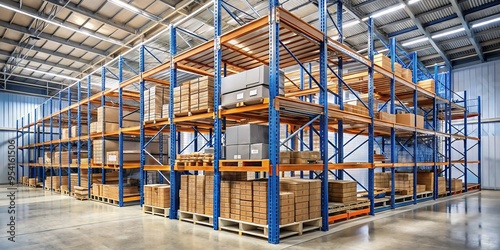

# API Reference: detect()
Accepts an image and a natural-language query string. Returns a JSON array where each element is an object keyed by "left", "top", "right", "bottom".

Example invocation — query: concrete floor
[{"left": 1, "top": 186, "right": 499, "bottom": 250}]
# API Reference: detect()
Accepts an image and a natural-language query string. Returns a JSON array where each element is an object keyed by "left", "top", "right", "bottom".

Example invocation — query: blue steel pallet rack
[{"left": 15, "top": 0, "right": 482, "bottom": 245}]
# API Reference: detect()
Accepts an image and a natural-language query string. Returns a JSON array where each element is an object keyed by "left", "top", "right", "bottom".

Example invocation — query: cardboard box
[
  {"left": 417, "top": 172, "right": 434, "bottom": 191},
  {"left": 396, "top": 113, "right": 415, "bottom": 127},
  {"left": 402, "top": 68, "right": 413, "bottom": 82},
  {"left": 250, "top": 143, "right": 269, "bottom": 160},
  {"left": 416, "top": 115, "right": 425, "bottom": 129},
  {"left": 221, "top": 65, "right": 284, "bottom": 95},
  {"left": 71, "top": 125, "right": 88, "bottom": 136}
]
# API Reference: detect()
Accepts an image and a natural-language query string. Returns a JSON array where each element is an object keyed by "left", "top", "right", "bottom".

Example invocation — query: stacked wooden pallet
[
  {"left": 176, "top": 153, "right": 214, "bottom": 167},
  {"left": 73, "top": 186, "right": 89, "bottom": 200}
]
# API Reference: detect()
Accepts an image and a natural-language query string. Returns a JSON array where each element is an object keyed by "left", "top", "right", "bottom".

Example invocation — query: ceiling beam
[
  {"left": 0, "top": 38, "right": 92, "bottom": 65},
  {"left": 42, "top": 0, "right": 137, "bottom": 34},
  {"left": 0, "top": 50, "right": 83, "bottom": 75},
  {"left": 397, "top": 0, "right": 452, "bottom": 69},
  {"left": 449, "top": 0, "right": 484, "bottom": 62},
  {"left": 0, "top": 20, "right": 108, "bottom": 57},
  {"left": 0, "top": 71, "right": 69, "bottom": 86}
]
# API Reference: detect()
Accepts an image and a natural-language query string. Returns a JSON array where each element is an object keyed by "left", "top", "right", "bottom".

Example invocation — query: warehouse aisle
[{"left": 1, "top": 186, "right": 498, "bottom": 250}]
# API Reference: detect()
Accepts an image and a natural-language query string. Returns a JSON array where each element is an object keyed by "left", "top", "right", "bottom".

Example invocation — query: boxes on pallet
[
  {"left": 438, "top": 177, "right": 446, "bottom": 194},
  {"left": 328, "top": 180, "right": 357, "bottom": 203},
  {"left": 151, "top": 185, "right": 170, "bottom": 208},
  {"left": 280, "top": 192, "right": 295, "bottom": 225},
  {"left": 375, "top": 172, "right": 391, "bottom": 188},
  {"left": 418, "top": 79, "right": 435, "bottom": 94},
  {"left": 281, "top": 178, "right": 310, "bottom": 222},
  {"left": 187, "top": 175, "right": 197, "bottom": 212},
  {"left": 402, "top": 68, "right": 413, "bottom": 82},
  {"left": 252, "top": 179, "right": 268, "bottom": 225},
  {"left": 306, "top": 179, "right": 321, "bottom": 219},
  {"left": 173, "top": 83, "right": 190, "bottom": 115},
  {"left": 101, "top": 184, "right": 139, "bottom": 200},
  {"left": 451, "top": 178, "right": 463, "bottom": 191},
  {"left": 145, "top": 86, "right": 170, "bottom": 121},
  {"left": 417, "top": 172, "right": 434, "bottom": 191},
  {"left": 71, "top": 125, "right": 88, "bottom": 136},
  {"left": 230, "top": 181, "right": 241, "bottom": 220},
  {"left": 90, "top": 122, "right": 97, "bottom": 134},
  {"left": 106, "top": 151, "right": 168, "bottom": 165},
  {"left": 28, "top": 178, "right": 36, "bottom": 186},
  {"left": 376, "top": 112, "right": 396, "bottom": 123},
  {"left": 220, "top": 180, "right": 231, "bottom": 218},
  {"left": 190, "top": 76, "right": 214, "bottom": 113},
  {"left": 54, "top": 151, "right": 88, "bottom": 165},
  {"left": 205, "top": 175, "right": 214, "bottom": 215},
  {"left": 93, "top": 139, "right": 167, "bottom": 165},
  {"left": 417, "top": 185, "right": 426, "bottom": 193},
  {"left": 279, "top": 151, "right": 291, "bottom": 164},
  {"left": 61, "top": 128, "right": 69, "bottom": 139},
  {"left": 396, "top": 113, "right": 415, "bottom": 127},
  {"left": 196, "top": 175, "right": 206, "bottom": 214},
  {"left": 97, "top": 106, "right": 140, "bottom": 123},
  {"left": 239, "top": 181, "right": 253, "bottom": 222},
  {"left": 372, "top": 54, "right": 392, "bottom": 72},
  {"left": 179, "top": 175, "right": 189, "bottom": 211},
  {"left": 221, "top": 65, "right": 284, "bottom": 95},
  {"left": 391, "top": 173, "right": 414, "bottom": 195},
  {"left": 290, "top": 151, "right": 321, "bottom": 164},
  {"left": 161, "top": 104, "right": 170, "bottom": 119}
]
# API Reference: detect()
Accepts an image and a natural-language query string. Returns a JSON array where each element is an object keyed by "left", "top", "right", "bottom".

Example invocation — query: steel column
[
  {"left": 390, "top": 37, "right": 396, "bottom": 209},
  {"left": 87, "top": 75, "right": 92, "bottom": 198},
  {"left": 367, "top": 18, "right": 375, "bottom": 215},
  {"left": 67, "top": 87, "right": 72, "bottom": 195},
  {"left": 463, "top": 91, "right": 468, "bottom": 192},
  {"left": 118, "top": 56, "right": 124, "bottom": 207},
  {"left": 169, "top": 27, "right": 180, "bottom": 219},
  {"left": 268, "top": 0, "right": 281, "bottom": 243},
  {"left": 412, "top": 52, "right": 418, "bottom": 204}
]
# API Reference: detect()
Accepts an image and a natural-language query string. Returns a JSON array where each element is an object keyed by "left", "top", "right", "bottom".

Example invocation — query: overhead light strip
[
  {"left": 20, "top": 67, "right": 79, "bottom": 81},
  {"left": 0, "top": 2, "right": 126, "bottom": 46},
  {"left": 402, "top": 37, "right": 428, "bottom": 46},
  {"left": 362, "top": 4, "right": 405, "bottom": 21}
]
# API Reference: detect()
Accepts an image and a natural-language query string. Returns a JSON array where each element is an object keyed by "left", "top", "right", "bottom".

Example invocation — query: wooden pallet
[
  {"left": 91, "top": 195, "right": 140, "bottom": 206},
  {"left": 189, "top": 108, "right": 212, "bottom": 116},
  {"left": 143, "top": 205, "right": 170, "bottom": 218},
  {"left": 62, "top": 190, "right": 75, "bottom": 196},
  {"left": 328, "top": 200, "right": 371, "bottom": 214},
  {"left": 74, "top": 195, "right": 89, "bottom": 201},
  {"left": 178, "top": 210, "right": 214, "bottom": 227},
  {"left": 467, "top": 184, "right": 480, "bottom": 191},
  {"left": 328, "top": 208, "right": 370, "bottom": 224},
  {"left": 223, "top": 98, "right": 267, "bottom": 109},
  {"left": 219, "top": 159, "right": 270, "bottom": 172},
  {"left": 175, "top": 161, "right": 213, "bottom": 167},
  {"left": 218, "top": 217, "right": 321, "bottom": 239}
]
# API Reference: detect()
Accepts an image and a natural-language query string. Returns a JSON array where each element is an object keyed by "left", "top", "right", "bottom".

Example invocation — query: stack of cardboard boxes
[
  {"left": 396, "top": 113, "right": 425, "bottom": 128},
  {"left": 280, "top": 192, "right": 295, "bottom": 225},
  {"left": 101, "top": 185, "right": 139, "bottom": 200},
  {"left": 252, "top": 180, "right": 268, "bottom": 224},
  {"left": 374, "top": 172, "right": 391, "bottom": 189},
  {"left": 307, "top": 179, "right": 321, "bottom": 219},
  {"left": 221, "top": 65, "right": 284, "bottom": 108},
  {"left": 143, "top": 184, "right": 170, "bottom": 208},
  {"left": 418, "top": 79, "right": 435, "bottom": 94},
  {"left": 402, "top": 68, "right": 413, "bottom": 82},
  {"left": 179, "top": 175, "right": 189, "bottom": 211},
  {"left": 451, "top": 178, "right": 463, "bottom": 191},
  {"left": 205, "top": 175, "right": 214, "bottom": 215},
  {"left": 71, "top": 125, "right": 88, "bottom": 137},
  {"left": 328, "top": 180, "right": 357, "bottom": 203},
  {"left": 145, "top": 86, "right": 169, "bottom": 121},
  {"left": 230, "top": 181, "right": 241, "bottom": 220},
  {"left": 438, "top": 177, "right": 446, "bottom": 194},
  {"left": 94, "top": 106, "right": 139, "bottom": 133},
  {"left": 93, "top": 139, "right": 167, "bottom": 165},
  {"left": 417, "top": 172, "right": 434, "bottom": 192},
  {"left": 173, "top": 83, "right": 190, "bottom": 115},
  {"left": 220, "top": 180, "right": 231, "bottom": 218},
  {"left": 190, "top": 76, "right": 214, "bottom": 113},
  {"left": 225, "top": 124, "right": 269, "bottom": 160},
  {"left": 290, "top": 151, "right": 321, "bottom": 164},
  {"left": 196, "top": 176, "right": 206, "bottom": 214},
  {"left": 240, "top": 181, "right": 253, "bottom": 223},
  {"left": 188, "top": 175, "right": 197, "bottom": 212},
  {"left": 391, "top": 173, "right": 414, "bottom": 195},
  {"left": 281, "top": 179, "right": 309, "bottom": 222}
]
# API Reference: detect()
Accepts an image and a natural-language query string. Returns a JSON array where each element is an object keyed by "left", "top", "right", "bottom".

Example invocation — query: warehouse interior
[{"left": 0, "top": 0, "right": 499, "bottom": 248}]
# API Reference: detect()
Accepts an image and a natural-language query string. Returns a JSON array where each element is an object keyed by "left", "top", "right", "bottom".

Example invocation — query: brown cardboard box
[
  {"left": 157, "top": 185, "right": 171, "bottom": 208},
  {"left": 438, "top": 177, "right": 446, "bottom": 194},
  {"left": 416, "top": 115, "right": 425, "bottom": 129},
  {"left": 328, "top": 180, "right": 357, "bottom": 203},
  {"left": 394, "top": 62, "right": 403, "bottom": 77},
  {"left": 195, "top": 175, "right": 205, "bottom": 214},
  {"left": 417, "top": 172, "right": 434, "bottom": 191},
  {"left": 187, "top": 175, "right": 197, "bottom": 212},
  {"left": 396, "top": 113, "right": 415, "bottom": 127},
  {"left": 376, "top": 112, "right": 396, "bottom": 123},
  {"left": 451, "top": 178, "right": 463, "bottom": 191},
  {"left": 402, "top": 68, "right": 413, "bottom": 82},
  {"left": 418, "top": 79, "right": 435, "bottom": 93}
]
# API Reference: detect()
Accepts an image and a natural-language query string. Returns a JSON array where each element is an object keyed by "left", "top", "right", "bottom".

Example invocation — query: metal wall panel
[
  {"left": 453, "top": 61, "right": 500, "bottom": 189},
  {"left": 0, "top": 92, "right": 46, "bottom": 184}
]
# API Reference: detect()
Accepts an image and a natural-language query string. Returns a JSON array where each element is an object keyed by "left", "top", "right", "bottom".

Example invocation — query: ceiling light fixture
[
  {"left": 21, "top": 67, "right": 79, "bottom": 81},
  {"left": 402, "top": 37, "right": 428, "bottom": 46},
  {"left": 362, "top": 4, "right": 405, "bottom": 21},
  {"left": 471, "top": 17, "right": 500, "bottom": 28},
  {"left": 378, "top": 48, "right": 389, "bottom": 53},
  {"left": 408, "top": 0, "right": 421, "bottom": 5},
  {"left": 0, "top": 2, "right": 126, "bottom": 46},
  {"left": 431, "top": 28, "right": 465, "bottom": 39},
  {"left": 107, "top": 0, "right": 161, "bottom": 22},
  {"left": 343, "top": 20, "right": 360, "bottom": 28}
]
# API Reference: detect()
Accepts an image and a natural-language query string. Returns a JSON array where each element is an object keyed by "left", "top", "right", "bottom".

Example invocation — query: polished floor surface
[{"left": 0, "top": 185, "right": 498, "bottom": 250}]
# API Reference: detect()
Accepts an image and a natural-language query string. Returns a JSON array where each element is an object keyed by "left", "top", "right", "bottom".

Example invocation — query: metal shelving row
[{"left": 16, "top": 0, "right": 481, "bottom": 244}]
